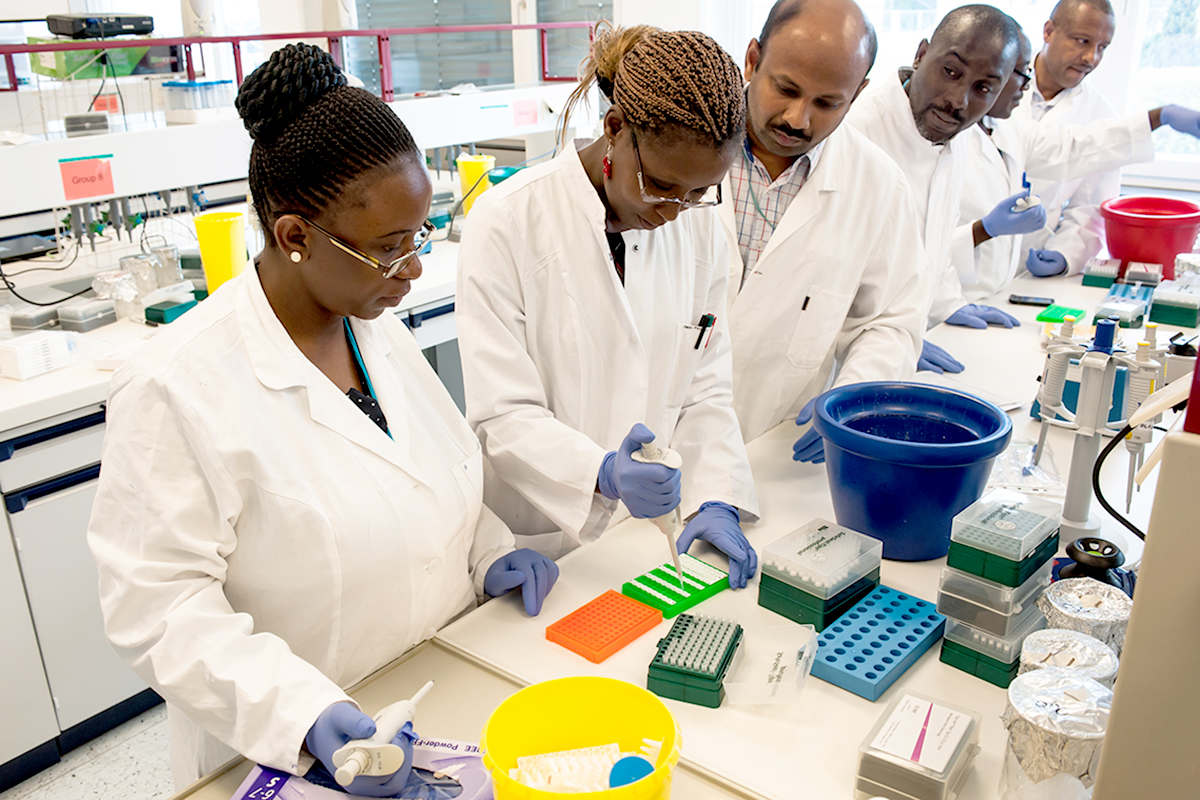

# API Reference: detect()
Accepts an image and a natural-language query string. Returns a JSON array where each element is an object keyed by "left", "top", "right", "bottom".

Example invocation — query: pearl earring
[{"left": 290, "top": 251, "right": 302, "bottom": 263}]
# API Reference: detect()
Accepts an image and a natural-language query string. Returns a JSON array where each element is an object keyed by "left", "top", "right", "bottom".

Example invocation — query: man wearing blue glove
[
  {"left": 846, "top": 6, "right": 1024, "bottom": 345},
  {"left": 723, "top": 0, "right": 930, "bottom": 449},
  {"left": 954, "top": 19, "right": 1197, "bottom": 291},
  {"left": 1014, "top": 0, "right": 1200, "bottom": 275}
]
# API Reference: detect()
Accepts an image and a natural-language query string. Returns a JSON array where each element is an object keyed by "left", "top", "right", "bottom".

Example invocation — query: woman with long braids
[
  {"left": 457, "top": 24, "right": 760, "bottom": 586},
  {"left": 88, "top": 44, "right": 556, "bottom": 794}
]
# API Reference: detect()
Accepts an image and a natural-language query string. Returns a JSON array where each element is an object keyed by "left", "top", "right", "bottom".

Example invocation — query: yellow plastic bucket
[
  {"left": 194, "top": 211, "right": 248, "bottom": 293},
  {"left": 481, "top": 677, "right": 681, "bottom": 799},
  {"left": 456, "top": 153, "right": 495, "bottom": 215}
]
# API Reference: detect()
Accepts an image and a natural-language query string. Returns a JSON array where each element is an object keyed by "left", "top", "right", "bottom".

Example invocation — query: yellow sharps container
[
  {"left": 456, "top": 153, "right": 496, "bottom": 215},
  {"left": 194, "top": 211, "right": 249, "bottom": 294}
]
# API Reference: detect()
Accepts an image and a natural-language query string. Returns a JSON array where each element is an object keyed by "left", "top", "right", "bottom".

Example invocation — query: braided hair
[
  {"left": 560, "top": 23, "right": 746, "bottom": 150},
  {"left": 235, "top": 43, "right": 420, "bottom": 246}
]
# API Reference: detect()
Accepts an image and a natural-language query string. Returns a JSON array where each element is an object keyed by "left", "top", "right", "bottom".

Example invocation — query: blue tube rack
[{"left": 811, "top": 586, "right": 945, "bottom": 701}]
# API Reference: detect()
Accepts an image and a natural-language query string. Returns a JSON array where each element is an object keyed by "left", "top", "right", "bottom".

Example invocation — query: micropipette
[
  {"left": 331, "top": 680, "right": 433, "bottom": 787},
  {"left": 632, "top": 440, "right": 685, "bottom": 589}
]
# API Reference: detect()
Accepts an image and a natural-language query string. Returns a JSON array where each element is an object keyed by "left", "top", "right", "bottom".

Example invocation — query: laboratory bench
[
  {"left": 165, "top": 272, "right": 1180, "bottom": 800},
  {"left": 0, "top": 267, "right": 1180, "bottom": 798}
]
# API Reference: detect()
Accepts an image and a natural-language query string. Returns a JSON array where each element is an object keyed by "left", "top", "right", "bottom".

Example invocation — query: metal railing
[{"left": 0, "top": 21, "right": 594, "bottom": 101}]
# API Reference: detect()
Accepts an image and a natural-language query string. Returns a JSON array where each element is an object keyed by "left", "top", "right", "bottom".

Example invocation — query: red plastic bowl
[{"left": 1100, "top": 196, "right": 1200, "bottom": 280}]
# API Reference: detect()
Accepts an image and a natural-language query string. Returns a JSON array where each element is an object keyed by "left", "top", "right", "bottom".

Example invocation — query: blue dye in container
[{"left": 813, "top": 382, "right": 1012, "bottom": 561}]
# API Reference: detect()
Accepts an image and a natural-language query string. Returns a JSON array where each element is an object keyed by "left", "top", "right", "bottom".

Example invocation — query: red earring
[{"left": 602, "top": 140, "right": 613, "bottom": 178}]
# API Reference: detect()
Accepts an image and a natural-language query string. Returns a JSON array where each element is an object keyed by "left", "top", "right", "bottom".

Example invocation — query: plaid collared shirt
[{"left": 729, "top": 136, "right": 824, "bottom": 288}]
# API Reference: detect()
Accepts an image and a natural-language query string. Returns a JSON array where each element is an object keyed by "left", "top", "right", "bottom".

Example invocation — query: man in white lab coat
[
  {"left": 724, "top": 0, "right": 930, "bottom": 457},
  {"left": 953, "top": 25, "right": 1200, "bottom": 296},
  {"left": 846, "top": 5, "right": 1023, "bottom": 338},
  {"left": 1013, "top": 0, "right": 1200, "bottom": 276}
]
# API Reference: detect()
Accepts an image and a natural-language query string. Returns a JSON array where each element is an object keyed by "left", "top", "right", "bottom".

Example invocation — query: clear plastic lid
[
  {"left": 938, "top": 562, "right": 1052, "bottom": 617},
  {"left": 856, "top": 691, "right": 981, "bottom": 800},
  {"left": 761, "top": 518, "right": 882, "bottom": 600},
  {"left": 944, "top": 610, "right": 1047, "bottom": 664},
  {"left": 57, "top": 298, "right": 115, "bottom": 322},
  {"left": 951, "top": 489, "right": 1060, "bottom": 560},
  {"left": 723, "top": 624, "right": 816, "bottom": 705}
]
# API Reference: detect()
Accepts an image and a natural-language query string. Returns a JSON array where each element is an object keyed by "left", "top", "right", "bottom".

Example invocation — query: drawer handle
[
  {"left": 5, "top": 464, "right": 101, "bottom": 513},
  {"left": 0, "top": 409, "right": 106, "bottom": 463},
  {"left": 407, "top": 302, "right": 454, "bottom": 329}
]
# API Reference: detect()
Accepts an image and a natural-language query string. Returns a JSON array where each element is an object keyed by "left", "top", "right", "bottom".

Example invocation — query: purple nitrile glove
[
  {"left": 597, "top": 423, "right": 681, "bottom": 518},
  {"left": 484, "top": 548, "right": 559, "bottom": 616},
  {"left": 1026, "top": 248, "right": 1068, "bottom": 277},
  {"left": 792, "top": 399, "right": 824, "bottom": 464},
  {"left": 305, "top": 704, "right": 418, "bottom": 797},
  {"left": 675, "top": 501, "right": 756, "bottom": 589},
  {"left": 981, "top": 189, "right": 1047, "bottom": 236},
  {"left": 946, "top": 304, "right": 1021, "bottom": 329},
  {"left": 917, "top": 340, "right": 965, "bottom": 374},
  {"left": 1162, "top": 105, "right": 1200, "bottom": 138}
]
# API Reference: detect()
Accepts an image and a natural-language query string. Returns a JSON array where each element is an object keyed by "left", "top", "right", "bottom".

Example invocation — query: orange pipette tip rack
[{"left": 546, "top": 590, "right": 663, "bottom": 663}]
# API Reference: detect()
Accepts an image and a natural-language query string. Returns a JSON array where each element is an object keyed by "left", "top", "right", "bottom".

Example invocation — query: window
[
  {"left": 1130, "top": 0, "right": 1200, "bottom": 157},
  {"left": 538, "top": 0, "right": 613, "bottom": 80}
]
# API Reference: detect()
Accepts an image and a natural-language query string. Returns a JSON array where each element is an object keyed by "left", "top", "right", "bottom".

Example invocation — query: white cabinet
[
  {"left": 0, "top": 404, "right": 156, "bottom": 788},
  {"left": 0, "top": 518, "right": 59, "bottom": 766}
]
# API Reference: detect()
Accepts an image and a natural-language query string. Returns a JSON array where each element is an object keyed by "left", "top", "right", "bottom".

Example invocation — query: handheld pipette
[
  {"left": 631, "top": 440, "right": 684, "bottom": 589},
  {"left": 331, "top": 680, "right": 433, "bottom": 787}
]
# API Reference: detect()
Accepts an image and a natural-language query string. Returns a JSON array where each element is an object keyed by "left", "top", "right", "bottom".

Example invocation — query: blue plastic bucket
[{"left": 813, "top": 382, "right": 1012, "bottom": 561}]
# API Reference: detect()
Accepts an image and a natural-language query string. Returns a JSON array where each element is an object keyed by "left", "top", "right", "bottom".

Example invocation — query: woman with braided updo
[
  {"left": 457, "top": 24, "right": 760, "bottom": 586},
  {"left": 88, "top": 43, "right": 556, "bottom": 794}
]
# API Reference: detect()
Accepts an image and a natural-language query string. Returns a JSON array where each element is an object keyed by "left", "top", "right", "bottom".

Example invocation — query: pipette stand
[{"left": 1032, "top": 318, "right": 1164, "bottom": 540}]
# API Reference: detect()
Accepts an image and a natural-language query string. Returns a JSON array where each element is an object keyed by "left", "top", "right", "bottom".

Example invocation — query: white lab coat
[
  {"left": 721, "top": 123, "right": 930, "bottom": 442},
  {"left": 953, "top": 112, "right": 1155, "bottom": 298},
  {"left": 457, "top": 144, "right": 758, "bottom": 559},
  {"left": 88, "top": 266, "right": 513, "bottom": 787},
  {"left": 1013, "top": 78, "right": 1123, "bottom": 273},
  {"left": 845, "top": 71, "right": 972, "bottom": 326}
]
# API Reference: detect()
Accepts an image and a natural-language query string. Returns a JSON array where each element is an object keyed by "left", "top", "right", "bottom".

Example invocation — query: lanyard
[
  {"left": 742, "top": 147, "right": 777, "bottom": 233},
  {"left": 343, "top": 318, "right": 392, "bottom": 439}
]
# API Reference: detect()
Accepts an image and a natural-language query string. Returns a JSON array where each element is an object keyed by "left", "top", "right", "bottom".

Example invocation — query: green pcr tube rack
[{"left": 622, "top": 553, "right": 729, "bottom": 618}]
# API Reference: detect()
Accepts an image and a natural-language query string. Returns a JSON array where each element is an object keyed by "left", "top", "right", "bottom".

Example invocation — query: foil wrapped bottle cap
[
  {"left": 1002, "top": 669, "right": 1112, "bottom": 786},
  {"left": 1019, "top": 628, "right": 1119, "bottom": 688},
  {"left": 1036, "top": 577, "right": 1132, "bottom": 655}
]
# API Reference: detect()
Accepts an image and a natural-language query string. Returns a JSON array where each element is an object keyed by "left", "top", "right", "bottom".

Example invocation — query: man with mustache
[
  {"left": 1013, "top": 0, "right": 1199, "bottom": 276},
  {"left": 846, "top": 3, "right": 1024, "bottom": 355},
  {"left": 721, "top": 0, "right": 931, "bottom": 464}
]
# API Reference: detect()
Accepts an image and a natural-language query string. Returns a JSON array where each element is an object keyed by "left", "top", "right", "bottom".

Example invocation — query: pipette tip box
[
  {"left": 546, "top": 590, "right": 662, "bottom": 664},
  {"left": 951, "top": 489, "right": 1060, "bottom": 563},
  {"left": 947, "top": 530, "right": 1059, "bottom": 588},
  {"left": 812, "top": 586, "right": 945, "bottom": 702},
  {"left": 622, "top": 553, "right": 728, "bottom": 618},
  {"left": 936, "top": 562, "right": 1052, "bottom": 637},
  {"left": 939, "top": 611, "right": 1047, "bottom": 689},
  {"left": 757, "top": 519, "right": 883, "bottom": 630},
  {"left": 647, "top": 614, "right": 743, "bottom": 708},
  {"left": 854, "top": 691, "right": 981, "bottom": 800},
  {"left": 1081, "top": 257, "right": 1119, "bottom": 288}
]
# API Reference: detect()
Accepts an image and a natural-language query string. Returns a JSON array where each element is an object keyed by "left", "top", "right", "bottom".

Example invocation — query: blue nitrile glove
[
  {"left": 946, "top": 304, "right": 1021, "bottom": 329},
  {"left": 981, "top": 190, "right": 1048, "bottom": 237},
  {"left": 1162, "top": 105, "right": 1200, "bottom": 138},
  {"left": 1026, "top": 248, "right": 1068, "bottom": 277},
  {"left": 675, "top": 501, "right": 757, "bottom": 589},
  {"left": 597, "top": 423, "right": 682, "bottom": 518},
  {"left": 792, "top": 399, "right": 824, "bottom": 464},
  {"left": 917, "top": 340, "right": 965, "bottom": 374},
  {"left": 484, "top": 549, "right": 559, "bottom": 616},
  {"left": 306, "top": 704, "right": 418, "bottom": 797}
]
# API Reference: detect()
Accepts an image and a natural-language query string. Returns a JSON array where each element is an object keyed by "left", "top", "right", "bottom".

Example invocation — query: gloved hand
[
  {"left": 484, "top": 549, "right": 559, "bottom": 616},
  {"left": 1162, "top": 105, "right": 1200, "bottom": 138},
  {"left": 1026, "top": 248, "right": 1068, "bottom": 277},
  {"left": 917, "top": 340, "right": 965, "bottom": 374},
  {"left": 946, "top": 304, "right": 1021, "bottom": 329},
  {"left": 980, "top": 189, "right": 1047, "bottom": 237},
  {"left": 306, "top": 703, "right": 418, "bottom": 797},
  {"left": 675, "top": 501, "right": 757, "bottom": 589},
  {"left": 597, "top": 423, "right": 681, "bottom": 519},
  {"left": 792, "top": 399, "right": 824, "bottom": 464}
]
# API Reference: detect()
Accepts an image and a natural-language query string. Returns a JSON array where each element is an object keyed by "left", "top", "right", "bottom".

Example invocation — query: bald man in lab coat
[{"left": 724, "top": 0, "right": 931, "bottom": 459}]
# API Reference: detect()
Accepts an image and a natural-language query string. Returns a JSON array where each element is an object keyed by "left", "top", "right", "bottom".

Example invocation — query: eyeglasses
[
  {"left": 630, "top": 130, "right": 722, "bottom": 209},
  {"left": 1013, "top": 69, "right": 1033, "bottom": 90},
  {"left": 300, "top": 217, "right": 434, "bottom": 279}
]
